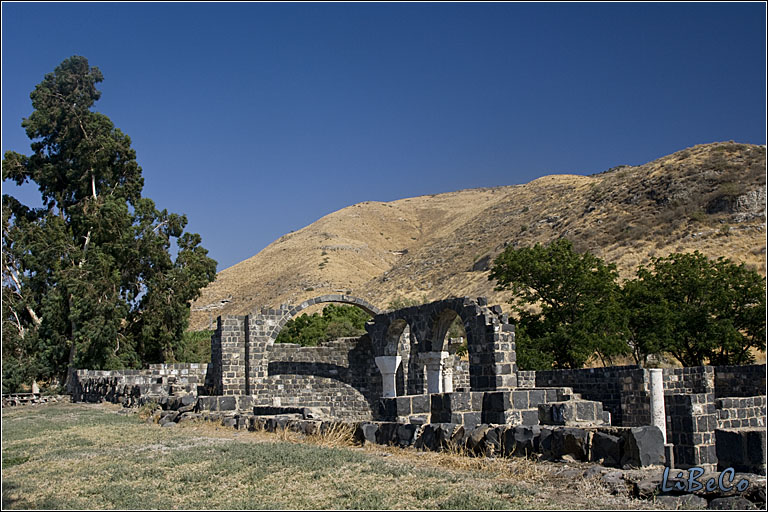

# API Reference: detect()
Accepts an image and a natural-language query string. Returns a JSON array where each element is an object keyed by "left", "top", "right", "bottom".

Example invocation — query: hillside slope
[{"left": 190, "top": 142, "right": 766, "bottom": 330}]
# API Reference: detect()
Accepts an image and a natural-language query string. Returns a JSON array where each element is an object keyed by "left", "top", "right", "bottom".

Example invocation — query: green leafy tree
[
  {"left": 620, "top": 277, "right": 669, "bottom": 366},
  {"left": 275, "top": 304, "right": 371, "bottom": 346},
  {"left": 489, "top": 239, "right": 629, "bottom": 369},
  {"left": 626, "top": 252, "right": 765, "bottom": 366},
  {"left": 2, "top": 56, "right": 217, "bottom": 391}
]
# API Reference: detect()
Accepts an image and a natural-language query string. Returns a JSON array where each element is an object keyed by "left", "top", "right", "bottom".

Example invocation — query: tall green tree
[
  {"left": 489, "top": 239, "right": 629, "bottom": 369},
  {"left": 2, "top": 56, "right": 217, "bottom": 391},
  {"left": 625, "top": 252, "right": 765, "bottom": 366}
]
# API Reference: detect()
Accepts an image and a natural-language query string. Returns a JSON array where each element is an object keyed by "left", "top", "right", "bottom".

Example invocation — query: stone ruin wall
[
  {"left": 516, "top": 363, "right": 767, "bottom": 470},
  {"left": 67, "top": 295, "right": 766, "bottom": 474},
  {"left": 71, "top": 363, "right": 211, "bottom": 405}
]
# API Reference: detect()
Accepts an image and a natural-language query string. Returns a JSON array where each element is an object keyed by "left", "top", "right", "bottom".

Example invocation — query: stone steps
[{"left": 380, "top": 387, "right": 605, "bottom": 429}]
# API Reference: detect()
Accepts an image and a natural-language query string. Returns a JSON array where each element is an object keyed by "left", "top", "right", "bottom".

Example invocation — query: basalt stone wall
[
  {"left": 662, "top": 366, "right": 714, "bottom": 395},
  {"left": 661, "top": 366, "right": 718, "bottom": 469},
  {"left": 664, "top": 393, "right": 718, "bottom": 470},
  {"left": 714, "top": 364, "right": 767, "bottom": 398},
  {"left": 209, "top": 315, "right": 247, "bottom": 395},
  {"left": 71, "top": 363, "right": 210, "bottom": 404},
  {"left": 716, "top": 396, "right": 767, "bottom": 429},
  {"left": 453, "top": 358, "right": 470, "bottom": 391},
  {"left": 252, "top": 336, "right": 381, "bottom": 420},
  {"left": 517, "top": 370, "right": 536, "bottom": 388},
  {"left": 532, "top": 366, "right": 646, "bottom": 427}
]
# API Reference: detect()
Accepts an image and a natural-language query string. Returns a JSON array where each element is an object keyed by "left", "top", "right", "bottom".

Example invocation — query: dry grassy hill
[{"left": 190, "top": 142, "right": 766, "bottom": 330}]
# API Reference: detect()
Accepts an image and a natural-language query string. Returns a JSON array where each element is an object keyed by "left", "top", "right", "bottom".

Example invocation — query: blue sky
[{"left": 2, "top": 2, "right": 766, "bottom": 271}]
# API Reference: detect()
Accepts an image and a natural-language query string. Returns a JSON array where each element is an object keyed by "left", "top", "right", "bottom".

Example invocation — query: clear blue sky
[{"left": 2, "top": 2, "right": 766, "bottom": 271}]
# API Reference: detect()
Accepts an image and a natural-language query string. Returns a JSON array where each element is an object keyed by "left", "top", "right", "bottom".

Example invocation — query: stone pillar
[
  {"left": 421, "top": 351, "right": 450, "bottom": 394},
  {"left": 649, "top": 368, "right": 667, "bottom": 444},
  {"left": 375, "top": 356, "right": 402, "bottom": 398},
  {"left": 442, "top": 365, "right": 454, "bottom": 393}
]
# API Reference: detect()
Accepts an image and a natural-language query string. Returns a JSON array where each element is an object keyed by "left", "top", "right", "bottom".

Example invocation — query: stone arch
[
  {"left": 366, "top": 297, "right": 517, "bottom": 392},
  {"left": 269, "top": 294, "right": 384, "bottom": 343},
  {"left": 431, "top": 308, "right": 464, "bottom": 353},
  {"left": 384, "top": 319, "right": 411, "bottom": 356}
]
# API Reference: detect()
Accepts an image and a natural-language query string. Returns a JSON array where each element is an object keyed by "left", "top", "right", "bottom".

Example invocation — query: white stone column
[
  {"left": 421, "top": 351, "right": 450, "bottom": 394},
  {"left": 375, "top": 356, "right": 402, "bottom": 398},
  {"left": 649, "top": 368, "right": 667, "bottom": 444},
  {"left": 442, "top": 366, "right": 454, "bottom": 393}
]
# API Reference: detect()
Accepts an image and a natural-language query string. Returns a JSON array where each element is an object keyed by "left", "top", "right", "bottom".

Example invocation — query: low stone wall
[
  {"left": 71, "top": 363, "right": 210, "bottom": 405},
  {"left": 716, "top": 396, "right": 767, "bottom": 429},
  {"left": 532, "top": 366, "right": 645, "bottom": 426},
  {"left": 378, "top": 388, "right": 608, "bottom": 429},
  {"left": 715, "top": 428, "right": 766, "bottom": 475},
  {"left": 714, "top": 364, "right": 767, "bottom": 398},
  {"left": 664, "top": 393, "right": 717, "bottom": 470},
  {"left": 663, "top": 366, "right": 714, "bottom": 395},
  {"left": 255, "top": 337, "right": 381, "bottom": 420},
  {"left": 517, "top": 370, "right": 536, "bottom": 388},
  {"left": 1, "top": 393, "right": 66, "bottom": 407}
]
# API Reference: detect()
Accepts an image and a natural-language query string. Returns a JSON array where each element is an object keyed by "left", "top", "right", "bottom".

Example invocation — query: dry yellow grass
[
  {"left": 191, "top": 142, "right": 766, "bottom": 330},
  {"left": 3, "top": 402, "right": 668, "bottom": 510}
]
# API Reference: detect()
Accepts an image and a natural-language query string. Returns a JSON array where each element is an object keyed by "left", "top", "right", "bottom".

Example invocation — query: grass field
[{"left": 2, "top": 402, "right": 657, "bottom": 510}]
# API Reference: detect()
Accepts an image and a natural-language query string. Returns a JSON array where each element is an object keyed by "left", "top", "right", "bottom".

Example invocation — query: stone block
[
  {"left": 414, "top": 423, "right": 438, "bottom": 451},
  {"left": 503, "top": 425, "right": 541, "bottom": 457},
  {"left": 591, "top": 432, "right": 623, "bottom": 467},
  {"left": 411, "top": 394, "right": 430, "bottom": 414},
  {"left": 716, "top": 428, "right": 767, "bottom": 475},
  {"left": 447, "top": 392, "right": 471, "bottom": 412},
  {"left": 430, "top": 394, "right": 449, "bottom": 422},
  {"left": 378, "top": 398, "right": 397, "bottom": 420},
  {"left": 538, "top": 427, "right": 556, "bottom": 459},
  {"left": 521, "top": 409, "right": 539, "bottom": 426},
  {"left": 465, "top": 424, "right": 492, "bottom": 454},
  {"left": 483, "top": 426, "right": 505, "bottom": 455},
  {"left": 219, "top": 396, "right": 237, "bottom": 411},
  {"left": 529, "top": 389, "right": 546, "bottom": 406},
  {"left": 177, "top": 404, "right": 195, "bottom": 414},
  {"left": 159, "top": 411, "right": 179, "bottom": 425},
  {"left": 395, "top": 396, "right": 412, "bottom": 416},
  {"left": 746, "top": 429, "right": 767, "bottom": 465},
  {"left": 463, "top": 411, "right": 482, "bottom": 429},
  {"left": 376, "top": 422, "right": 398, "bottom": 445},
  {"left": 483, "top": 391, "right": 509, "bottom": 412},
  {"left": 576, "top": 401, "right": 596, "bottom": 421},
  {"left": 470, "top": 392, "right": 484, "bottom": 411},
  {"left": 552, "top": 427, "right": 590, "bottom": 461},
  {"left": 621, "top": 426, "right": 665, "bottom": 468},
  {"left": 396, "top": 424, "right": 420, "bottom": 447},
  {"left": 512, "top": 390, "right": 530, "bottom": 409}
]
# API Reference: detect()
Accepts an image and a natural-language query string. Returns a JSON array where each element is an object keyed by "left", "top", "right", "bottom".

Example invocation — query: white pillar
[
  {"left": 442, "top": 366, "right": 454, "bottom": 393},
  {"left": 421, "top": 352, "right": 449, "bottom": 394},
  {"left": 375, "top": 356, "right": 402, "bottom": 398},
  {"left": 649, "top": 368, "right": 667, "bottom": 444}
]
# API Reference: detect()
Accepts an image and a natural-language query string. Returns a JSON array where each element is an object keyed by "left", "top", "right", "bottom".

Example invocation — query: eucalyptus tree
[{"left": 2, "top": 56, "right": 216, "bottom": 391}]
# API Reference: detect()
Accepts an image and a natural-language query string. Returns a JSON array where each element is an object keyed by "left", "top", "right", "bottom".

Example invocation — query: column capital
[{"left": 419, "top": 351, "right": 450, "bottom": 368}]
